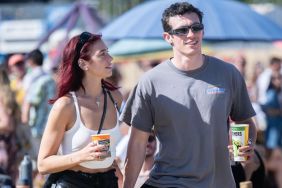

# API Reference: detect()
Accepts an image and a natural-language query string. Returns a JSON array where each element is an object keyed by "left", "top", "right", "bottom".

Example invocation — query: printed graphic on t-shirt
[{"left": 206, "top": 85, "right": 226, "bottom": 95}]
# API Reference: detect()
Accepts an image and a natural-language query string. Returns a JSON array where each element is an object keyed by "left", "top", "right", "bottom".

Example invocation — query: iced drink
[
  {"left": 91, "top": 134, "right": 110, "bottom": 152},
  {"left": 231, "top": 124, "right": 249, "bottom": 161}
]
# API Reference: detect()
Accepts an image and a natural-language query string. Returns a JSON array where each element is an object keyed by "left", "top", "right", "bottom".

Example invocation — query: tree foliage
[
  {"left": 97, "top": 0, "right": 282, "bottom": 22},
  {"left": 98, "top": 0, "right": 145, "bottom": 19},
  {"left": 238, "top": 0, "right": 282, "bottom": 4}
]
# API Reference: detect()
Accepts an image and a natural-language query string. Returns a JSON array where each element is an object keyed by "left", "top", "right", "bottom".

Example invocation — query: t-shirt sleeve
[
  {"left": 230, "top": 68, "right": 256, "bottom": 121},
  {"left": 119, "top": 85, "right": 137, "bottom": 125},
  {"left": 120, "top": 76, "right": 154, "bottom": 133},
  {"left": 26, "top": 81, "right": 41, "bottom": 104}
]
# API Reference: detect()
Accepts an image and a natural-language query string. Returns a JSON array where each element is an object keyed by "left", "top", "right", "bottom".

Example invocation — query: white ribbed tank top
[{"left": 61, "top": 91, "right": 121, "bottom": 169}]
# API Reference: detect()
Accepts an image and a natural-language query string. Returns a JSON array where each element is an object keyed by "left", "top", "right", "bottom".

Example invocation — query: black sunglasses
[
  {"left": 73, "top": 32, "right": 92, "bottom": 64},
  {"left": 168, "top": 23, "right": 204, "bottom": 36},
  {"left": 148, "top": 135, "right": 156, "bottom": 143},
  {"left": 75, "top": 32, "right": 92, "bottom": 55}
]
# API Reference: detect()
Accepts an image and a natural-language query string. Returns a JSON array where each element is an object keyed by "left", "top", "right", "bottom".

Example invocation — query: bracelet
[{"left": 248, "top": 138, "right": 253, "bottom": 146}]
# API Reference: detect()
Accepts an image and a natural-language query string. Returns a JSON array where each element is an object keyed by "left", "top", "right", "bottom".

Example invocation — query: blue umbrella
[
  {"left": 110, "top": 39, "right": 171, "bottom": 56},
  {"left": 101, "top": 0, "right": 282, "bottom": 41}
]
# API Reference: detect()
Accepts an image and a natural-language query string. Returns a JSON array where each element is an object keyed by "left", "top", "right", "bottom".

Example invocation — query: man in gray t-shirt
[{"left": 121, "top": 2, "right": 257, "bottom": 188}]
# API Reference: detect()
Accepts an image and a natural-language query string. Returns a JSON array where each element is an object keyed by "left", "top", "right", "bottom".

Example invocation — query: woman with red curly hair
[{"left": 38, "top": 32, "right": 122, "bottom": 187}]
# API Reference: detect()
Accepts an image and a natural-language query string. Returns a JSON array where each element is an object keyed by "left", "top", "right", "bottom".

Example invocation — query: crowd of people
[
  {"left": 0, "top": 49, "right": 57, "bottom": 187},
  {"left": 0, "top": 1, "right": 282, "bottom": 188}
]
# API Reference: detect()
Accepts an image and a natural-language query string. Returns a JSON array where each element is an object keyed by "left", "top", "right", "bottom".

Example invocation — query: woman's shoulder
[{"left": 52, "top": 94, "right": 75, "bottom": 115}]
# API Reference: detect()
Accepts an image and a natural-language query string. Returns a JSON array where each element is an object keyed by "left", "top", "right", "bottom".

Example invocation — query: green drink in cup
[{"left": 231, "top": 124, "right": 249, "bottom": 161}]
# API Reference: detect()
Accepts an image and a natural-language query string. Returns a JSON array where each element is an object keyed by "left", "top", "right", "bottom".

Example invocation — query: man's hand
[
  {"left": 228, "top": 143, "right": 254, "bottom": 164},
  {"left": 238, "top": 144, "right": 254, "bottom": 165}
]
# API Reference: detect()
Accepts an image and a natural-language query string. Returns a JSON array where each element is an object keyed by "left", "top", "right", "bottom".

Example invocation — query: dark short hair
[
  {"left": 161, "top": 2, "right": 203, "bottom": 32},
  {"left": 26, "top": 49, "right": 44, "bottom": 66},
  {"left": 270, "top": 57, "right": 282, "bottom": 65}
]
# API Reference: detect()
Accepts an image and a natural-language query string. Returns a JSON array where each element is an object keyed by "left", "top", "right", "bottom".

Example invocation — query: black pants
[
  {"left": 141, "top": 184, "right": 179, "bottom": 188},
  {"left": 44, "top": 169, "right": 118, "bottom": 188},
  {"left": 141, "top": 184, "right": 159, "bottom": 188}
]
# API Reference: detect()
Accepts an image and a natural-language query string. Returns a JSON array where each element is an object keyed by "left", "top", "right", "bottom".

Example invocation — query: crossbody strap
[
  {"left": 97, "top": 87, "right": 107, "bottom": 134},
  {"left": 105, "top": 89, "right": 120, "bottom": 115},
  {"left": 97, "top": 87, "right": 120, "bottom": 135}
]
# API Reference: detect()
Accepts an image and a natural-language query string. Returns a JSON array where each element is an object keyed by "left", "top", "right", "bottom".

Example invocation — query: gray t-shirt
[{"left": 121, "top": 55, "right": 255, "bottom": 188}]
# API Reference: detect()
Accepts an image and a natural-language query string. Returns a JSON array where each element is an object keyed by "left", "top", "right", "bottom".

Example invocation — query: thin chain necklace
[
  {"left": 95, "top": 96, "right": 101, "bottom": 108},
  {"left": 95, "top": 90, "right": 104, "bottom": 108}
]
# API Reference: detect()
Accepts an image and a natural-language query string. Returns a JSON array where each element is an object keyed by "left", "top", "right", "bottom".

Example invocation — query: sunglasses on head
[
  {"left": 148, "top": 135, "right": 156, "bottom": 143},
  {"left": 168, "top": 23, "right": 204, "bottom": 36},
  {"left": 75, "top": 32, "right": 92, "bottom": 55},
  {"left": 72, "top": 32, "right": 92, "bottom": 65}
]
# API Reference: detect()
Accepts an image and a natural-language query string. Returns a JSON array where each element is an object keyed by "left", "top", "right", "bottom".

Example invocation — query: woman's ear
[{"left": 78, "top": 59, "right": 88, "bottom": 71}]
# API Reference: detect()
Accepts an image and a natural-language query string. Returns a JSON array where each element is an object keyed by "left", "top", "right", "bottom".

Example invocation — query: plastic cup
[
  {"left": 231, "top": 124, "right": 249, "bottom": 161},
  {"left": 91, "top": 134, "right": 110, "bottom": 152}
]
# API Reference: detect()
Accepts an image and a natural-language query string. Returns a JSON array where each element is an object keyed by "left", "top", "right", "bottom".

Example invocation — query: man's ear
[{"left": 163, "top": 32, "right": 173, "bottom": 46}]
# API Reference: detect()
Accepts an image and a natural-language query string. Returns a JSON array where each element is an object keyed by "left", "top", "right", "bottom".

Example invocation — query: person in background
[
  {"left": 120, "top": 2, "right": 256, "bottom": 188},
  {"left": 0, "top": 137, "right": 14, "bottom": 188},
  {"left": 0, "top": 67, "right": 26, "bottom": 185},
  {"left": 21, "top": 49, "right": 56, "bottom": 158},
  {"left": 248, "top": 62, "right": 266, "bottom": 140},
  {"left": 261, "top": 72, "right": 282, "bottom": 149},
  {"left": 37, "top": 32, "right": 122, "bottom": 187},
  {"left": 106, "top": 66, "right": 122, "bottom": 86},
  {"left": 232, "top": 54, "right": 247, "bottom": 79},
  {"left": 264, "top": 148, "right": 282, "bottom": 188},
  {"left": 256, "top": 58, "right": 282, "bottom": 146},
  {"left": 134, "top": 130, "right": 157, "bottom": 188},
  {"left": 7, "top": 54, "right": 26, "bottom": 107},
  {"left": 257, "top": 57, "right": 282, "bottom": 105},
  {"left": 249, "top": 62, "right": 264, "bottom": 103},
  {"left": 228, "top": 56, "right": 267, "bottom": 188},
  {"left": 21, "top": 49, "right": 45, "bottom": 94},
  {"left": 0, "top": 67, "right": 18, "bottom": 135}
]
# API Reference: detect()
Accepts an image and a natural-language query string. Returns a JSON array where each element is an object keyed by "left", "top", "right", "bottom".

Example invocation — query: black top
[{"left": 231, "top": 150, "right": 266, "bottom": 188}]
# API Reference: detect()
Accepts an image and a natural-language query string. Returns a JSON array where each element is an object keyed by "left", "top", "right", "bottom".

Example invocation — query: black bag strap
[
  {"left": 97, "top": 87, "right": 107, "bottom": 134},
  {"left": 105, "top": 89, "right": 120, "bottom": 115},
  {"left": 97, "top": 86, "right": 121, "bottom": 134}
]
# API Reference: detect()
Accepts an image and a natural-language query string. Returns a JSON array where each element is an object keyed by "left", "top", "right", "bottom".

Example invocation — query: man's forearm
[{"left": 123, "top": 130, "right": 148, "bottom": 188}]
